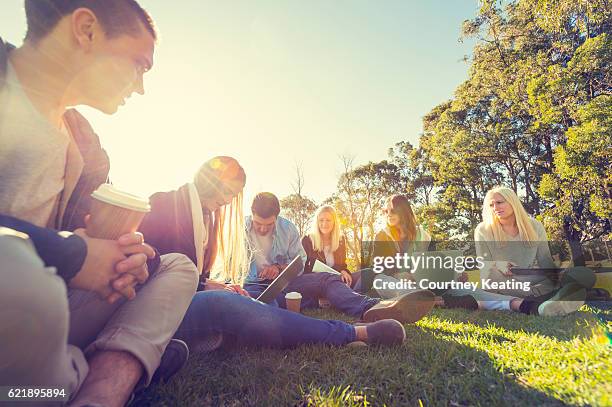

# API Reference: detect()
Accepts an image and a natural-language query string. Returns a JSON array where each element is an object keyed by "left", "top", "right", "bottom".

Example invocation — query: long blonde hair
[
  {"left": 481, "top": 186, "right": 538, "bottom": 244},
  {"left": 308, "top": 205, "right": 341, "bottom": 252},
  {"left": 195, "top": 156, "right": 250, "bottom": 283}
]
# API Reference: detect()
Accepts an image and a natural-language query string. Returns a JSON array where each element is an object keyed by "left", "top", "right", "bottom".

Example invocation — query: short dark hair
[
  {"left": 25, "top": 0, "right": 157, "bottom": 43},
  {"left": 251, "top": 192, "right": 280, "bottom": 219}
]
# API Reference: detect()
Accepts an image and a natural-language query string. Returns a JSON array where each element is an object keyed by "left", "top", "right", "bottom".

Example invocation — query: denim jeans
[
  {"left": 244, "top": 272, "right": 380, "bottom": 318},
  {"left": 174, "top": 290, "right": 356, "bottom": 349}
]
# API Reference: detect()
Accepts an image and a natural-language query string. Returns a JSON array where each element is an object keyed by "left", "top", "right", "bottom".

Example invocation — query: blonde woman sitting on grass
[
  {"left": 447, "top": 186, "right": 595, "bottom": 316},
  {"left": 302, "top": 205, "right": 360, "bottom": 289}
]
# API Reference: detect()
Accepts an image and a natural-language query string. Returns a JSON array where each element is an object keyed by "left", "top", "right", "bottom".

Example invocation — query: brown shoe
[
  {"left": 350, "top": 319, "right": 406, "bottom": 346},
  {"left": 362, "top": 290, "right": 435, "bottom": 324}
]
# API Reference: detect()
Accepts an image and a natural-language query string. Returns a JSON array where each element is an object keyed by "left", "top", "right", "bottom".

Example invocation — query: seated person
[
  {"left": 243, "top": 193, "right": 432, "bottom": 324},
  {"left": 0, "top": 6, "right": 198, "bottom": 406},
  {"left": 140, "top": 157, "right": 408, "bottom": 350},
  {"left": 302, "top": 205, "right": 361, "bottom": 290},
  {"left": 448, "top": 186, "right": 595, "bottom": 316},
  {"left": 369, "top": 194, "right": 433, "bottom": 299}
]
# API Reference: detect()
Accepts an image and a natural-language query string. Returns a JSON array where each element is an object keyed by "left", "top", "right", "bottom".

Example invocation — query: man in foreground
[{"left": 0, "top": 1, "right": 198, "bottom": 405}]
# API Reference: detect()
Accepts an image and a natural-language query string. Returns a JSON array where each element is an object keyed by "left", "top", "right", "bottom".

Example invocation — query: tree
[
  {"left": 409, "top": 0, "right": 611, "bottom": 242},
  {"left": 327, "top": 156, "right": 404, "bottom": 268},
  {"left": 388, "top": 141, "right": 435, "bottom": 206},
  {"left": 280, "top": 163, "right": 317, "bottom": 236},
  {"left": 539, "top": 95, "right": 612, "bottom": 242}
]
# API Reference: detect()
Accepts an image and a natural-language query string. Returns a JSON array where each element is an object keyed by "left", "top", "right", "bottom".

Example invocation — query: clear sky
[{"left": 1, "top": 0, "right": 477, "bottom": 205}]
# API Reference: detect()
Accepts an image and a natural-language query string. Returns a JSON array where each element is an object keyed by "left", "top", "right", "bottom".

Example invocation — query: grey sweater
[{"left": 474, "top": 218, "right": 555, "bottom": 269}]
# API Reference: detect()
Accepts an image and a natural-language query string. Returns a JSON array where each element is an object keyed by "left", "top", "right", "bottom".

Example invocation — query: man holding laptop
[{"left": 243, "top": 193, "right": 430, "bottom": 323}]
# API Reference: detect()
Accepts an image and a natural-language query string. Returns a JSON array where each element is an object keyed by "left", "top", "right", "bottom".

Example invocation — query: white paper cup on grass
[{"left": 285, "top": 291, "right": 302, "bottom": 313}]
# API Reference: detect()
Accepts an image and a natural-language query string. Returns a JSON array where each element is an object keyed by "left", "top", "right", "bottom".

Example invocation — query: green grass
[{"left": 132, "top": 307, "right": 611, "bottom": 407}]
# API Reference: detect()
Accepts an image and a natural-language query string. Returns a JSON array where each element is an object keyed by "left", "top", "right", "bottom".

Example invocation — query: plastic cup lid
[
  {"left": 91, "top": 184, "right": 151, "bottom": 212},
  {"left": 285, "top": 291, "right": 302, "bottom": 300}
]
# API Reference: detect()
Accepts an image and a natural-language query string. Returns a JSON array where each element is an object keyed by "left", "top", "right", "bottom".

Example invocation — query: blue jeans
[
  {"left": 244, "top": 272, "right": 380, "bottom": 318},
  {"left": 174, "top": 291, "right": 356, "bottom": 349}
]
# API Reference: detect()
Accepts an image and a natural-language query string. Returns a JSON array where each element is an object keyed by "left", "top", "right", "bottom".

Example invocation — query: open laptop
[{"left": 255, "top": 256, "right": 304, "bottom": 304}]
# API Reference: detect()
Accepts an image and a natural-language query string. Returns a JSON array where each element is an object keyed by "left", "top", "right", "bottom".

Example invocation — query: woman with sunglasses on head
[
  {"left": 368, "top": 195, "right": 436, "bottom": 316},
  {"left": 371, "top": 195, "right": 432, "bottom": 295},
  {"left": 139, "top": 157, "right": 409, "bottom": 361}
]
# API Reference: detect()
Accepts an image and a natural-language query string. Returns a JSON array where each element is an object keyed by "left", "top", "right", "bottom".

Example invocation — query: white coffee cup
[
  {"left": 285, "top": 291, "right": 302, "bottom": 313},
  {"left": 87, "top": 184, "right": 150, "bottom": 240}
]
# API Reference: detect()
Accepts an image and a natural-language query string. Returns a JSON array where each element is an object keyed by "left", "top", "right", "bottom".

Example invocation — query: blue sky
[{"left": 1, "top": 0, "right": 478, "bottom": 204}]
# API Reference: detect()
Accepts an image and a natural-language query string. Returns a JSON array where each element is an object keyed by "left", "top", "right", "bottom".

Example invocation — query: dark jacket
[
  {"left": 0, "top": 37, "right": 163, "bottom": 282},
  {"left": 0, "top": 214, "right": 87, "bottom": 282},
  {"left": 302, "top": 235, "right": 349, "bottom": 274},
  {"left": 139, "top": 183, "right": 214, "bottom": 280}
]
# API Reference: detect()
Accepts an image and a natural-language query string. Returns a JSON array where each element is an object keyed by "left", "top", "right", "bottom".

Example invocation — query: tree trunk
[{"left": 563, "top": 215, "right": 585, "bottom": 266}]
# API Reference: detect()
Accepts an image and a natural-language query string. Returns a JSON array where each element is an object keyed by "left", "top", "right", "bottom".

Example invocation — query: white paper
[{"left": 312, "top": 260, "right": 342, "bottom": 275}]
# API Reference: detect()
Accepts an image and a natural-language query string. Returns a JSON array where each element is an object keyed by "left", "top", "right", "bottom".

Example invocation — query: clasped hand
[{"left": 69, "top": 229, "right": 155, "bottom": 304}]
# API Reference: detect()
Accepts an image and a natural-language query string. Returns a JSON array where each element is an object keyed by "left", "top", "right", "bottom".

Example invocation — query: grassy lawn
[{"left": 132, "top": 306, "right": 611, "bottom": 407}]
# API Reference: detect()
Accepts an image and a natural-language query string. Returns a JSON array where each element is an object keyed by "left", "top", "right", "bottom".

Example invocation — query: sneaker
[
  {"left": 362, "top": 290, "right": 435, "bottom": 324},
  {"left": 442, "top": 294, "right": 478, "bottom": 310},
  {"left": 350, "top": 319, "right": 406, "bottom": 346},
  {"left": 537, "top": 284, "right": 586, "bottom": 316},
  {"left": 151, "top": 339, "right": 190, "bottom": 384}
]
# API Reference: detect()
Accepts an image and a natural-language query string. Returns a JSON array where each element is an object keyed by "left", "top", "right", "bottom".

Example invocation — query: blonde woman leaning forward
[
  {"left": 342, "top": 195, "right": 437, "bottom": 321},
  {"left": 139, "top": 157, "right": 409, "bottom": 352}
]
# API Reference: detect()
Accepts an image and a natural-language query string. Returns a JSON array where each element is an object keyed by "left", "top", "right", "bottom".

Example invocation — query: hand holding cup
[
  {"left": 86, "top": 184, "right": 151, "bottom": 240},
  {"left": 83, "top": 184, "right": 152, "bottom": 302},
  {"left": 69, "top": 229, "right": 127, "bottom": 301}
]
